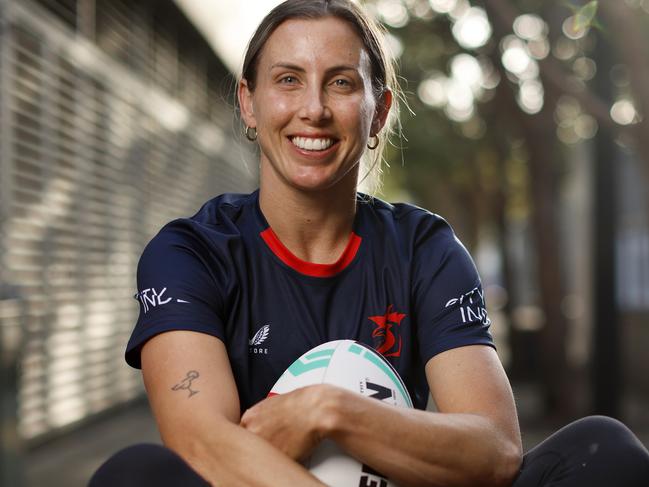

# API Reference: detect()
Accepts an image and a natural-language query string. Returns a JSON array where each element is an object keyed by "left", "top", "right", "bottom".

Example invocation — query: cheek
[
  {"left": 255, "top": 93, "right": 292, "bottom": 128},
  {"left": 343, "top": 98, "right": 375, "bottom": 139}
]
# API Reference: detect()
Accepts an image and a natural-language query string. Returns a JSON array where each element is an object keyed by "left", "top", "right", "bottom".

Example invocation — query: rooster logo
[{"left": 368, "top": 305, "right": 407, "bottom": 357}]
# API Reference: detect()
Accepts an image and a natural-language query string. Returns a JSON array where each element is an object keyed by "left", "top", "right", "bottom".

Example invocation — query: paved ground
[{"left": 23, "top": 384, "right": 649, "bottom": 487}]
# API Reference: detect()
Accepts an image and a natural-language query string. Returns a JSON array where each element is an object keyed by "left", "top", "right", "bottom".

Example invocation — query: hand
[{"left": 240, "top": 384, "right": 338, "bottom": 461}]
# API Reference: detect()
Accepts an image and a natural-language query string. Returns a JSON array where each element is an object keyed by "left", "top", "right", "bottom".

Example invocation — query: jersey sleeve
[
  {"left": 411, "top": 216, "right": 494, "bottom": 365},
  {"left": 125, "top": 223, "right": 229, "bottom": 368}
]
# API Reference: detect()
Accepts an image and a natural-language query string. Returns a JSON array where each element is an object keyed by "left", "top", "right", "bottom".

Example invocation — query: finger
[{"left": 239, "top": 408, "right": 253, "bottom": 427}]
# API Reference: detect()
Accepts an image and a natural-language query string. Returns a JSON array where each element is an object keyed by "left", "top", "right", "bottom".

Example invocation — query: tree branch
[
  {"left": 597, "top": 1, "right": 649, "bottom": 150},
  {"left": 481, "top": 0, "right": 637, "bottom": 138}
]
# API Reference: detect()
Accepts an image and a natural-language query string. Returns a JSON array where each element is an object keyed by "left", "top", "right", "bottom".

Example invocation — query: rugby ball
[{"left": 269, "top": 340, "right": 412, "bottom": 487}]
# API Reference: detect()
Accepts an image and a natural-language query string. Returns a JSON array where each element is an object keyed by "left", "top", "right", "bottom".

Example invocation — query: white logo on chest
[{"left": 249, "top": 324, "right": 270, "bottom": 354}]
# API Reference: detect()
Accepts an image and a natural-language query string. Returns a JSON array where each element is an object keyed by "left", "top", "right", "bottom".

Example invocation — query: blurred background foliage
[{"left": 366, "top": 0, "right": 649, "bottom": 421}]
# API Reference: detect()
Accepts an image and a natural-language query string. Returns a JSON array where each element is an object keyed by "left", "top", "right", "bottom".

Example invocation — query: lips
[{"left": 289, "top": 136, "right": 336, "bottom": 151}]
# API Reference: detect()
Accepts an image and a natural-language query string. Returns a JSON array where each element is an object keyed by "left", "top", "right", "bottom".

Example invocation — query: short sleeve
[
  {"left": 125, "top": 224, "right": 228, "bottom": 368},
  {"left": 412, "top": 217, "right": 494, "bottom": 365}
]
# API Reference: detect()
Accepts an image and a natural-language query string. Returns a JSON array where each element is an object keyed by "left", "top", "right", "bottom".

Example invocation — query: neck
[{"left": 259, "top": 170, "right": 358, "bottom": 264}]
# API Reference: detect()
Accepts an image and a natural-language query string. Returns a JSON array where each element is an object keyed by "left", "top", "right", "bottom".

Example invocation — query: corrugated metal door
[{"left": 0, "top": 0, "right": 256, "bottom": 444}]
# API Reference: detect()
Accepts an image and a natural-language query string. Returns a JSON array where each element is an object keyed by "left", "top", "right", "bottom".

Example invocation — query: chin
[
  {"left": 287, "top": 171, "right": 353, "bottom": 194},
  {"left": 288, "top": 178, "right": 337, "bottom": 193},
  {"left": 287, "top": 164, "right": 358, "bottom": 193}
]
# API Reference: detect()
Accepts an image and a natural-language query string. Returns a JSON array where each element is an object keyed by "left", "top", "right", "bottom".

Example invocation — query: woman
[{"left": 91, "top": 1, "right": 649, "bottom": 486}]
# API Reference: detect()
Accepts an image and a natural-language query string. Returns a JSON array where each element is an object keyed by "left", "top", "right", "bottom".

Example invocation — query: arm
[
  {"left": 242, "top": 345, "right": 522, "bottom": 487},
  {"left": 327, "top": 345, "right": 522, "bottom": 486},
  {"left": 141, "top": 330, "right": 325, "bottom": 486}
]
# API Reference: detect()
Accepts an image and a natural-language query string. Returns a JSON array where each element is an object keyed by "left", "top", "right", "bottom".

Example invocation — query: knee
[
  {"left": 89, "top": 444, "right": 168, "bottom": 487},
  {"left": 89, "top": 443, "right": 208, "bottom": 487},
  {"left": 572, "top": 415, "right": 625, "bottom": 432},
  {"left": 568, "top": 416, "right": 649, "bottom": 471},
  {"left": 569, "top": 415, "right": 640, "bottom": 444},
  {"left": 101, "top": 442, "right": 170, "bottom": 463}
]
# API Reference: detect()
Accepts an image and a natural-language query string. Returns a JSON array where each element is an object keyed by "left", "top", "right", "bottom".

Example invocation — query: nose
[{"left": 299, "top": 85, "right": 331, "bottom": 123}]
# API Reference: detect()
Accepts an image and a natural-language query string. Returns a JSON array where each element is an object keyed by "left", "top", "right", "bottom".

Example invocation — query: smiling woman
[
  {"left": 239, "top": 0, "right": 399, "bottom": 198},
  {"left": 239, "top": 17, "right": 387, "bottom": 197},
  {"left": 89, "top": 1, "right": 649, "bottom": 486}
]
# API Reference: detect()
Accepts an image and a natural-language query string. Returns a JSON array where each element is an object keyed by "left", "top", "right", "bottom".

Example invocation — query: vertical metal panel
[
  {"left": 1, "top": 2, "right": 26, "bottom": 484},
  {"left": 1, "top": 0, "right": 255, "bottom": 445}
]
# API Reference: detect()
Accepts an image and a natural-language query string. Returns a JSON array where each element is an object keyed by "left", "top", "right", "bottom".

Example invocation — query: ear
[
  {"left": 371, "top": 88, "right": 393, "bottom": 136},
  {"left": 238, "top": 79, "right": 257, "bottom": 128}
]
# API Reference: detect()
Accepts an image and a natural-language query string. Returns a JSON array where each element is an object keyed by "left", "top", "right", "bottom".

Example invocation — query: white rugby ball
[{"left": 269, "top": 340, "right": 412, "bottom": 487}]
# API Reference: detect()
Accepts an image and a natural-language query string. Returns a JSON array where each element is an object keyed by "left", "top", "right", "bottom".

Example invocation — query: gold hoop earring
[
  {"left": 367, "top": 134, "right": 379, "bottom": 150},
  {"left": 245, "top": 126, "right": 257, "bottom": 142}
]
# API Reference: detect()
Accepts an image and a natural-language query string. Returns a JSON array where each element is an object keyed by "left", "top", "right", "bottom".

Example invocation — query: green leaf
[{"left": 574, "top": 1, "right": 598, "bottom": 31}]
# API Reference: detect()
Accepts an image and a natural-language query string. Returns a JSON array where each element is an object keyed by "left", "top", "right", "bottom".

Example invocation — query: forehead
[{"left": 258, "top": 16, "right": 369, "bottom": 70}]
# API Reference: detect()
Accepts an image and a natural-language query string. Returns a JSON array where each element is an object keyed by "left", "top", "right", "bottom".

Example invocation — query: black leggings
[{"left": 89, "top": 416, "right": 649, "bottom": 486}]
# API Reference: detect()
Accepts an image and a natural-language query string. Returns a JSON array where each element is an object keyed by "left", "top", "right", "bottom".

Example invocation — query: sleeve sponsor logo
[
  {"left": 134, "top": 287, "right": 190, "bottom": 314},
  {"left": 444, "top": 286, "right": 491, "bottom": 326}
]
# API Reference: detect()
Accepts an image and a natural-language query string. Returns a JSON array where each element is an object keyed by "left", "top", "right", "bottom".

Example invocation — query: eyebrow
[{"left": 270, "top": 62, "right": 360, "bottom": 74}]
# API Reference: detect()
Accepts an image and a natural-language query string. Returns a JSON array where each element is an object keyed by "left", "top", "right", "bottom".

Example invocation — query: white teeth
[{"left": 291, "top": 136, "right": 334, "bottom": 151}]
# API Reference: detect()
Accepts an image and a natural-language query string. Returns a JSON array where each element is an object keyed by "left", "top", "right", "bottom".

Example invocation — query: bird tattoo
[{"left": 172, "top": 370, "right": 200, "bottom": 398}]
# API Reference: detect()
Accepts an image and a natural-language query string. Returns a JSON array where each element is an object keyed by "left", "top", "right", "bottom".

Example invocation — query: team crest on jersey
[
  {"left": 249, "top": 324, "right": 270, "bottom": 355},
  {"left": 368, "top": 305, "right": 407, "bottom": 357}
]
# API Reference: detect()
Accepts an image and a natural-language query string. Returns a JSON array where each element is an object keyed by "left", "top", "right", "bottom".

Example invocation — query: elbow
[
  {"left": 414, "top": 439, "right": 523, "bottom": 487},
  {"left": 489, "top": 440, "right": 523, "bottom": 487}
]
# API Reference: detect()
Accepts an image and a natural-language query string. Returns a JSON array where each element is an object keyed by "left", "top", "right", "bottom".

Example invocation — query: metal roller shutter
[{"left": 0, "top": 0, "right": 256, "bottom": 445}]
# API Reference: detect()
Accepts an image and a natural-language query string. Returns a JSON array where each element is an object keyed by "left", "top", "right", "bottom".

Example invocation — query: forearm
[
  {"left": 323, "top": 389, "right": 521, "bottom": 487},
  {"left": 163, "top": 416, "right": 325, "bottom": 486},
  {"left": 141, "top": 332, "right": 324, "bottom": 487}
]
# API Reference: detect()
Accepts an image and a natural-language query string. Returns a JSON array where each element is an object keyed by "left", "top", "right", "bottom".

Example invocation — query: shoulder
[
  {"left": 358, "top": 194, "right": 456, "bottom": 249},
  {"left": 176, "top": 191, "right": 258, "bottom": 234},
  {"left": 148, "top": 191, "right": 257, "bottom": 245},
  {"left": 192, "top": 191, "right": 258, "bottom": 222},
  {"left": 358, "top": 195, "right": 475, "bottom": 280},
  {"left": 139, "top": 191, "right": 258, "bottom": 268}
]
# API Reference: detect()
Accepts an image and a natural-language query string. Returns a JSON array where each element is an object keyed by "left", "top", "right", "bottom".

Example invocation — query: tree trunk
[
  {"left": 598, "top": 1, "right": 649, "bottom": 226},
  {"left": 484, "top": 1, "right": 578, "bottom": 419},
  {"left": 517, "top": 103, "right": 576, "bottom": 418}
]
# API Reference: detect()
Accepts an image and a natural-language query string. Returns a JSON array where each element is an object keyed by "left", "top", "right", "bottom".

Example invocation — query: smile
[{"left": 289, "top": 136, "right": 336, "bottom": 152}]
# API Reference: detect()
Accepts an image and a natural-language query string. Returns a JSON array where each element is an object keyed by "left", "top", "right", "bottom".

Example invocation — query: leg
[
  {"left": 88, "top": 443, "right": 210, "bottom": 487},
  {"left": 512, "top": 416, "right": 649, "bottom": 487}
]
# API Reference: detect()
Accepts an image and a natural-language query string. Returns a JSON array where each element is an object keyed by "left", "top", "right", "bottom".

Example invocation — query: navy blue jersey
[{"left": 126, "top": 191, "right": 493, "bottom": 411}]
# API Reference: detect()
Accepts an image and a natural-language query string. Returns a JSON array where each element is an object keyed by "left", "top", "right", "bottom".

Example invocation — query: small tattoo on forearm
[{"left": 172, "top": 370, "right": 200, "bottom": 398}]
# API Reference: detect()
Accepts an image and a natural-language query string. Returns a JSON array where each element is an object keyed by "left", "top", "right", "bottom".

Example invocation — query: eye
[
  {"left": 333, "top": 78, "right": 351, "bottom": 87},
  {"left": 279, "top": 75, "right": 297, "bottom": 84}
]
